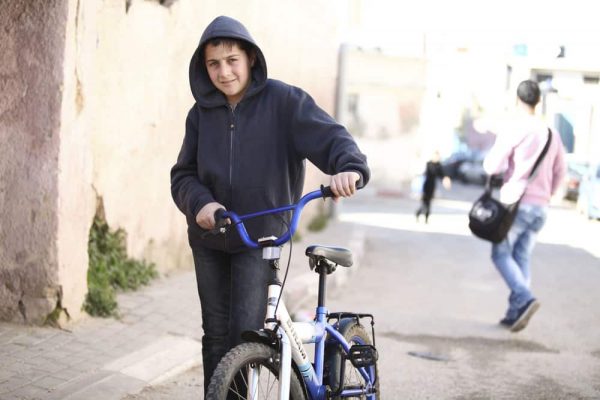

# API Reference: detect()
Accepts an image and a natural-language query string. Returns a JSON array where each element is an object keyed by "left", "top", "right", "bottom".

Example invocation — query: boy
[{"left": 170, "top": 16, "right": 370, "bottom": 392}]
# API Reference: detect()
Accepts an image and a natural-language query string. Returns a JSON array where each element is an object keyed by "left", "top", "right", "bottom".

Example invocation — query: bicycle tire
[
  {"left": 325, "top": 320, "right": 380, "bottom": 399},
  {"left": 205, "top": 342, "right": 307, "bottom": 400}
]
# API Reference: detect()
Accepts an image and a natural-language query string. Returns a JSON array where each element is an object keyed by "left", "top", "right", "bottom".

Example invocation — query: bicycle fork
[
  {"left": 245, "top": 329, "right": 291, "bottom": 400},
  {"left": 262, "top": 282, "right": 294, "bottom": 400},
  {"left": 253, "top": 246, "right": 324, "bottom": 400}
]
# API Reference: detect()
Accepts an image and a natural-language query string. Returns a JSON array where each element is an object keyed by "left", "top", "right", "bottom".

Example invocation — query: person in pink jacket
[{"left": 483, "top": 79, "right": 566, "bottom": 332}]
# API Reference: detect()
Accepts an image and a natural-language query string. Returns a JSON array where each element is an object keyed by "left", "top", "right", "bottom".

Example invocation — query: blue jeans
[
  {"left": 191, "top": 246, "right": 276, "bottom": 393},
  {"left": 491, "top": 204, "right": 546, "bottom": 320}
]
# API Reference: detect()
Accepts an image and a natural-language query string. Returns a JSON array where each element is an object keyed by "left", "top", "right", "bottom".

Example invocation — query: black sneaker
[
  {"left": 499, "top": 317, "right": 513, "bottom": 327},
  {"left": 509, "top": 299, "right": 540, "bottom": 332}
]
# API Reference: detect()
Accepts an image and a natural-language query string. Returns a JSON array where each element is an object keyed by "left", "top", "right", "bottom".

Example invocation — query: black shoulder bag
[{"left": 468, "top": 129, "right": 552, "bottom": 243}]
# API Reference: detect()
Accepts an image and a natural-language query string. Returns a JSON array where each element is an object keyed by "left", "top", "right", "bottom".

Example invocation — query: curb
[{"left": 45, "top": 335, "right": 202, "bottom": 400}]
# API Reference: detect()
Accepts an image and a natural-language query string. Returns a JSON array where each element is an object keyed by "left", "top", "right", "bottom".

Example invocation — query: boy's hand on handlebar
[
  {"left": 196, "top": 202, "right": 227, "bottom": 230},
  {"left": 330, "top": 171, "right": 361, "bottom": 200}
]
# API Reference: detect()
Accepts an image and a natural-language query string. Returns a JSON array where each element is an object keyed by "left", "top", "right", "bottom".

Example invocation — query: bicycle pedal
[{"left": 348, "top": 344, "right": 378, "bottom": 368}]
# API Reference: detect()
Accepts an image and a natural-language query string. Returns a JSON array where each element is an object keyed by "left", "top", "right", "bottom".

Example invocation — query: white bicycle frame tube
[
  {"left": 277, "top": 329, "right": 291, "bottom": 400},
  {"left": 246, "top": 326, "right": 292, "bottom": 400}
]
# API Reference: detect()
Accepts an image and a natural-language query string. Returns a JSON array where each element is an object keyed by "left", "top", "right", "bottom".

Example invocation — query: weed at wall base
[
  {"left": 84, "top": 216, "right": 157, "bottom": 318},
  {"left": 307, "top": 213, "right": 329, "bottom": 232}
]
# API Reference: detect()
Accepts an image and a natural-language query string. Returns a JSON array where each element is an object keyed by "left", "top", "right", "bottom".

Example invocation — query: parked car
[
  {"left": 441, "top": 151, "right": 470, "bottom": 179},
  {"left": 576, "top": 163, "right": 600, "bottom": 220},
  {"left": 456, "top": 159, "right": 487, "bottom": 185},
  {"left": 563, "top": 156, "right": 589, "bottom": 201},
  {"left": 442, "top": 150, "right": 488, "bottom": 185}
]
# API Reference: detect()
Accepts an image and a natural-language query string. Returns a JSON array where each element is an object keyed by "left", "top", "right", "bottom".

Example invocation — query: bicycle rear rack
[
  {"left": 326, "top": 312, "right": 378, "bottom": 398},
  {"left": 327, "top": 312, "right": 376, "bottom": 347}
]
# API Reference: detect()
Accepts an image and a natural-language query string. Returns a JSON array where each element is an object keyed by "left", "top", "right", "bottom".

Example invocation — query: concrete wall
[{"left": 0, "top": 0, "right": 342, "bottom": 324}]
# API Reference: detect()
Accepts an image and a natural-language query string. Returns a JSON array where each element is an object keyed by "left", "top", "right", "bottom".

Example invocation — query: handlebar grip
[
  {"left": 320, "top": 185, "right": 335, "bottom": 198},
  {"left": 214, "top": 208, "right": 228, "bottom": 228}
]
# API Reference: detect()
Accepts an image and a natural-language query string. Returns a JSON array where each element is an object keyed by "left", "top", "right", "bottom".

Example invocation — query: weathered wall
[
  {"left": 0, "top": 1, "right": 68, "bottom": 323},
  {"left": 0, "top": 0, "right": 342, "bottom": 324},
  {"left": 56, "top": 0, "right": 98, "bottom": 323}
]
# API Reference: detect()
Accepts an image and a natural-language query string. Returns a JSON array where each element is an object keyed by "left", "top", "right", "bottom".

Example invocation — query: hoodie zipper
[{"left": 228, "top": 105, "right": 236, "bottom": 185}]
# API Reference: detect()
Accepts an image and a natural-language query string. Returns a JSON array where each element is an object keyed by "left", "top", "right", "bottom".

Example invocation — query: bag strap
[
  {"left": 527, "top": 128, "right": 552, "bottom": 181},
  {"left": 485, "top": 128, "right": 552, "bottom": 196},
  {"left": 512, "top": 128, "right": 553, "bottom": 201}
]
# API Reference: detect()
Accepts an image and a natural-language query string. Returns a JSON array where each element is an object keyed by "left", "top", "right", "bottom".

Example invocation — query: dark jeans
[{"left": 191, "top": 245, "right": 276, "bottom": 395}]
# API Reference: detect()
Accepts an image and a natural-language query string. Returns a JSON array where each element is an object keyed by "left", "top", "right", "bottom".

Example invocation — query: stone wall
[
  {"left": 0, "top": 0, "right": 342, "bottom": 324},
  {"left": 0, "top": 1, "right": 68, "bottom": 324}
]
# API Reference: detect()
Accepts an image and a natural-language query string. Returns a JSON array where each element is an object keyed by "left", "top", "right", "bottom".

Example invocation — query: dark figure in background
[{"left": 415, "top": 151, "right": 451, "bottom": 223}]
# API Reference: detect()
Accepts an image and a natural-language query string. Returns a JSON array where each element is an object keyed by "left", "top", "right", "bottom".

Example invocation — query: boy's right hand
[{"left": 196, "top": 202, "right": 226, "bottom": 230}]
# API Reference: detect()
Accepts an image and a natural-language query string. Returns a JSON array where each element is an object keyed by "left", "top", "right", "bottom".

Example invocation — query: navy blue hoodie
[{"left": 170, "top": 16, "right": 370, "bottom": 252}]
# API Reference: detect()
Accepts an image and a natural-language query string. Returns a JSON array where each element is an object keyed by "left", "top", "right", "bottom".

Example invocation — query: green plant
[
  {"left": 44, "top": 304, "right": 66, "bottom": 327},
  {"left": 84, "top": 216, "right": 157, "bottom": 318},
  {"left": 291, "top": 230, "right": 303, "bottom": 242},
  {"left": 307, "top": 213, "right": 329, "bottom": 232}
]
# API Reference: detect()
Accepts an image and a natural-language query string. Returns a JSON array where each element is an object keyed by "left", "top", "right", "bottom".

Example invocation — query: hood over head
[{"left": 189, "top": 16, "right": 268, "bottom": 107}]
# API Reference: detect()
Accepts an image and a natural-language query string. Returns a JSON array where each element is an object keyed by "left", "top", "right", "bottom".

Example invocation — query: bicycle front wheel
[{"left": 206, "top": 342, "right": 306, "bottom": 400}]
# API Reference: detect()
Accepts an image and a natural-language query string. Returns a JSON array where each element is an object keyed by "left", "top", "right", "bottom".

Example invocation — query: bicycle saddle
[{"left": 305, "top": 245, "right": 353, "bottom": 268}]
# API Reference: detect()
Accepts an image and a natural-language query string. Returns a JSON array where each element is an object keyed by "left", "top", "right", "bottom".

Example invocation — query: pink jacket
[{"left": 483, "top": 115, "right": 566, "bottom": 206}]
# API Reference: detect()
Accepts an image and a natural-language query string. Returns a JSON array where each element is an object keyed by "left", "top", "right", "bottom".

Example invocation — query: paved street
[
  {"left": 333, "top": 184, "right": 600, "bottom": 399},
  {"left": 127, "top": 183, "right": 600, "bottom": 399}
]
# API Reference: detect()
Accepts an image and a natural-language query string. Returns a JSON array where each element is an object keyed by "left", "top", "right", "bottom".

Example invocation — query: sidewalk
[{"left": 0, "top": 219, "right": 366, "bottom": 400}]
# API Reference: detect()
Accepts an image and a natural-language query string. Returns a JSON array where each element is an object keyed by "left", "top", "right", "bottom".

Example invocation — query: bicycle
[{"left": 205, "top": 186, "right": 379, "bottom": 400}]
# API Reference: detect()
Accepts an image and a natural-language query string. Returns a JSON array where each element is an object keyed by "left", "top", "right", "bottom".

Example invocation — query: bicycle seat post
[{"left": 314, "top": 259, "right": 334, "bottom": 310}]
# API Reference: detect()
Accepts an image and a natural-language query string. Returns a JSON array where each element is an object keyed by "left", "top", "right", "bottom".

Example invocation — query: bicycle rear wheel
[
  {"left": 206, "top": 342, "right": 306, "bottom": 400},
  {"left": 325, "top": 320, "right": 380, "bottom": 399}
]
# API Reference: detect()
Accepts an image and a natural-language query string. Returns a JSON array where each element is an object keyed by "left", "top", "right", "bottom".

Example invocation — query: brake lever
[
  {"left": 199, "top": 208, "right": 229, "bottom": 238},
  {"left": 200, "top": 224, "right": 228, "bottom": 239}
]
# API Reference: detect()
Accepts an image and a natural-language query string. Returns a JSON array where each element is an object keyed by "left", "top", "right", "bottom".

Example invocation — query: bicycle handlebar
[{"left": 214, "top": 186, "right": 335, "bottom": 249}]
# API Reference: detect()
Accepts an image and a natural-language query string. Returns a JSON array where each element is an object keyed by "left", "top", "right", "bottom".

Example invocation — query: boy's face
[{"left": 204, "top": 42, "right": 253, "bottom": 105}]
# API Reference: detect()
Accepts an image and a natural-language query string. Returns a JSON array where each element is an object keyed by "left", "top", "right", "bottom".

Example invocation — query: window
[{"left": 535, "top": 73, "right": 553, "bottom": 83}]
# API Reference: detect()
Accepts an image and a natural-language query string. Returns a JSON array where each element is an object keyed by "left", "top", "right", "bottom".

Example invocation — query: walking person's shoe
[
  {"left": 499, "top": 317, "right": 512, "bottom": 327},
  {"left": 509, "top": 299, "right": 540, "bottom": 332}
]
